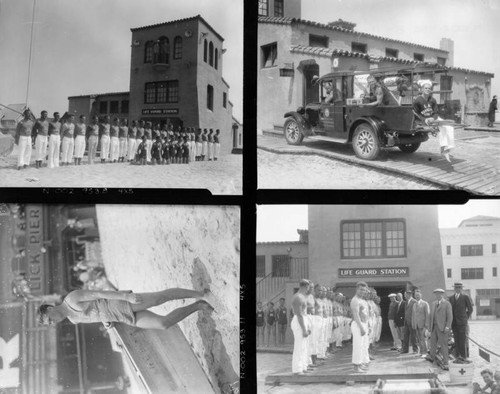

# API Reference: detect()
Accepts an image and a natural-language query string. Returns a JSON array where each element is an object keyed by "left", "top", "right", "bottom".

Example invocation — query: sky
[
  {"left": 301, "top": 0, "right": 500, "bottom": 98},
  {"left": 257, "top": 201, "right": 500, "bottom": 242},
  {"left": 0, "top": 0, "right": 243, "bottom": 120}
]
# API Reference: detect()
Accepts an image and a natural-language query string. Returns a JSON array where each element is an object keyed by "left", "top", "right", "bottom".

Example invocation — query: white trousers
[
  {"left": 196, "top": 142, "right": 202, "bottom": 156},
  {"left": 208, "top": 142, "right": 214, "bottom": 159},
  {"left": 47, "top": 135, "right": 60, "bottom": 168},
  {"left": 61, "top": 136, "right": 74, "bottom": 163},
  {"left": 311, "top": 316, "right": 322, "bottom": 355},
  {"left": 202, "top": 141, "right": 207, "bottom": 155},
  {"left": 388, "top": 319, "right": 401, "bottom": 348},
  {"left": 110, "top": 136, "right": 119, "bottom": 161},
  {"left": 127, "top": 139, "right": 136, "bottom": 160},
  {"left": 438, "top": 124, "right": 455, "bottom": 149},
  {"left": 88, "top": 136, "right": 98, "bottom": 164},
  {"left": 351, "top": 321, "right": 369, "bottom": 365},
  {"left": 100, "top": 135, "right": 110, "bottom": 160},
  {"left": 291, "top": 316, "right": 308, "bottom": 373},
  {"left": 135, "top": 138, "right": 142, "bottom": 156},
  {"left": 35, "top": 135, "right": 48, "bottom": 161},
  {"left": 74, "top": 135, "right": 86, "bottom": 158},
  {"left": 17, "top": 136, "right": 32, "bottom": 167},
  {"left": 146, "top": 139, "right": 152, "bottom": 162},
  {"left": 119, "top": 137, "right": 127, "bottom": 157},
  {"left": 214, "top": 142, "right": 220, "bottom": 158},
  {"left": 319, "top": 317, "right": 327, "bottom": 357}
]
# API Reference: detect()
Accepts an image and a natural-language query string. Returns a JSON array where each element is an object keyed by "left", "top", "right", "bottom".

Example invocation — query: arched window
[
  {"left": 156, "top": 36, "right": 169, "bottom": 64},
  {"left": 214, "top": 48, "right": 218, "bottom": 69},
  {"left": 207, "top": 85, "right": 214, "bottom": 111},
  {"left": 203, "top": 39, "right": 208, "bottom": 62},
  {"left": 144, "top": 41, "right": 154, "bottom": 63},
  {"left": 209, "top": 41, "right": 214, "bottom": 67},
  {"left": 174, "top": 36, "right": 182, "bottom": 59}
]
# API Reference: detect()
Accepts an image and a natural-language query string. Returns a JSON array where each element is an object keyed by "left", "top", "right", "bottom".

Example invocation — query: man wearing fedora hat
[
  {"left": 426, "top": 288, "right": 453, "bottom": 370},
  {"left": 449, "top": 282, "right": 473, "bottom": 363}
]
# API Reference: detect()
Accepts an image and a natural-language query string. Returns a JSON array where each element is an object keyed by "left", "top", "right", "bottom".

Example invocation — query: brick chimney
[{"left": 440, "top": 38, "right": 454, "bottom": 67}]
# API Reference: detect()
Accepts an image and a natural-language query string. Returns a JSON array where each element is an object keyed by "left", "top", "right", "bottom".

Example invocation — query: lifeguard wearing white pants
[
  {"left": 351, "top": 321, "right": 370, "bottom": 365},
  {"left": 47, "top": 135, "right": 60, "bottom": 168},
  {"left": 291, "top": 316, "right": 308, "bottom": 373},
  {"left": 17, "top": 136, "right": 33, "bottom": 167},
  {"left": 208, "top": 142, "right": 214, "bottom": 160},
  {"left": 305, "top": 315, "right": 313, "bottom": 365},
  {"left": 388, "top": 319, "right": 401, "bottom": 348},
  {"left": 87, "top": 136, "right": 98, "bottom": 164},
  {"left": 119, "top": 137, "right": 127, "bottom": 158},
  {"left": 438, "top": 123, "right": 455, "bottom": 150},
  {"left": 214, "top": 142, "right": 220, "bottom": 159},
  {"left": 146, "top": 139, "right": 152, "bottom": 162},
  {"left": 34, "top": 135, "right": 48, "bottom": 162},
  {"left": 311, "top": 315, "right": 321, "bottom": 355},
  {"left": 61, "top": 136, "right": 74, "bottom": 164},
  {"left": 100, "top": 135, "right": 110, "bottom": 160},
  {"left": 135, "top": 138, "right": 142, "bottom": 157},
  {"left": 74, "top": 135, "right": 86, "bottom": 159},
  {"left": 127, "top": 139, "right": 136, "bottom": 160},
  {"left": 110, "top": 136, "right": 119, "bottom": 161}
]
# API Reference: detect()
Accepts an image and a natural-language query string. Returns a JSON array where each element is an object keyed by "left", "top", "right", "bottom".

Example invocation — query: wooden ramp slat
[{"left": 112, "top": 323, "right": 215, "bottom": 394}]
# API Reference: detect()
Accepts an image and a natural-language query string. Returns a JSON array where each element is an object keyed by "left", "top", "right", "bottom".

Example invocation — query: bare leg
[
  {"left": 134, "top": 300, "right": 213, "bottom": 330},
  {"left": 131, "top": 288, "right": 204, "bottom": 312}
]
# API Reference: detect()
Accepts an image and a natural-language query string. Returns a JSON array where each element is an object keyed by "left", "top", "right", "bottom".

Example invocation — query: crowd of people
[
  {"left": 277, "top": 279, "right": 479, "bottom": 376},
  {"left": 14, "top": 109, "right": 222, "bottom": 170}
]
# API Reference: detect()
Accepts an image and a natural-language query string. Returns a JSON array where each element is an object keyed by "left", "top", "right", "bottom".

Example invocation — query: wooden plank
[
  {"left": 436, "top": 164, "right": 490, "bottom": 183},
  {"left": 113, "top": 324, "right": 215, "bottom": 394},
  {"left": 463, "top": 174, "right": 500, "bottom": 193},
  {"left": 265, "top": 371, "right": 436, "bottom": 384},
  {"left": 475, "top": 179, "right": 500, "bottom": 195},
  {"left": 454, "top": 170, "right": 499, "bottom": 188}
]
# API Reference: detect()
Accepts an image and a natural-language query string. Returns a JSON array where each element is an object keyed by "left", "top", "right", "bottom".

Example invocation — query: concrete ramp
[{"left": 111, "top": 323, "right": 215, "bottom": 394}]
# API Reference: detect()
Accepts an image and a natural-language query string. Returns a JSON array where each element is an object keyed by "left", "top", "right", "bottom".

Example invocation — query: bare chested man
[
  {"left": 305, "top": 281, "right": 315, "bottom": 368},
  {"left": 312, "top": 284, "right": 324, "bottom": 364},
  {"left": 291, "top": 279, "right": 312, "bottom": 374},
  {"left": 351, "top": 281, "right": 370, "bottom": 373}
]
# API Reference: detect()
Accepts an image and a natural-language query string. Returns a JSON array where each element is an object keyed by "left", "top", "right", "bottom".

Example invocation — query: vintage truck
[{"left": 283, "top": 66, "right": 455, "bottom": 160}]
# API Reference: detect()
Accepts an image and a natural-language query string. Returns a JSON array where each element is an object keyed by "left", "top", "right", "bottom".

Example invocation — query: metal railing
[{"left": 256, "top": 258, "right": 308, "bottom": 304}]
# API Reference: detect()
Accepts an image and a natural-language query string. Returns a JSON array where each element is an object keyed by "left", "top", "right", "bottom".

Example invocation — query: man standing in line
[
  {"left": 135, "top": 120, "right": 145, "bottom": 162},
  {"left": 99, "top": 116, "right": 111, "bottom": 163},
  {"left": 265, "top": 301, "right": 277, "bottom": 348},
  {"left": 426, "top": 288, "right": 453, "bottom": 371},
  {"left": 387, "top": 293, "right": 400, "bottom": 351},
  {"left": 47, "top": 112, "right": 61, "bottom": 168},
  {"left": 332, "top": 293, "right": 344, "bottom": 349},
  {"left": 256, "top": 301, "right": 265, "bottom": 348},
  {"left": 291, "top": 279, "right": 311, "bottom": 375},
  {"left": 127, "top": 120, "right": 137, "bottom": 162},
  {"left": 214, "top": 129, "right": 221, "bottom": 160},
  {"left": 15, "top": 109, "right": 34, "bottom": 170},
  {"left": 33, "top": 110, "right": 49, "bottom": 169},
  {"left": 144, "top": 122, "right": 153, "bottom": 164},
  {"left": 60, "top": 114, "right": 75, "bottom": 166},
  {"left": 305, "top": 281, "right": 315, "bottom": 369},
  {"left": 73, "top": 115, "right": 86, "bottom": 165},
  {"left": 350, "top": 281, "right": 370, "bottom": 373},
  {"left": 401, "top": 289, "right": 417, "bottom": 354},
  {"left": 109, "top": 118, "right": 120, "bottom": 163},
  {"left": 449, "top": 282, "right": 473, "bottom": 363},
  {"left": 412, "top": 287, "right": 430, "bottom": 356},
  {"left": 311, "top": 284, "right": 323, "bottom": 364},
  {"left": 86, "top": 116, "right": 99, "bottom": 165},
  {"left": 118, "top": 119, "right": 128, "bottom": 162},
  {"left": 276, "top": 297, "right": 288, "bottom": 347},
  {"left": 395, "top": 292, "right": 405, "bottom": 352}
]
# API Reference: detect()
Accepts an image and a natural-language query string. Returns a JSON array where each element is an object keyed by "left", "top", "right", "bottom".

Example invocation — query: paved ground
[
  {"left": 258, "top": 128, "right": 500, "bottom": 193},
  {"left": 257, "top": 320, "right": 500, "bottom": 394},
  {"left": 96, "top": 205, "right": 240, "bottom": 393},
  {"left": 0, "top": 145, "right": 242, "bottom": 194}
]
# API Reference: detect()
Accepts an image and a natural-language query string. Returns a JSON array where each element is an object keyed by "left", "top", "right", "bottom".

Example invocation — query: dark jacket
[
  {"left": 404, "top": 298, "right": 416, "bottom": 326},
  {"left": 449, "top": 293, "right": 473, "bottom": 326},
  {"left": 395, "top": 300, "right": 406, "bottom": 327}
]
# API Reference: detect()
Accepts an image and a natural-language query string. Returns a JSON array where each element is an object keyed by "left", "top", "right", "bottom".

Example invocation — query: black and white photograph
[
  {"left": 0, "top": 0, "right": 243, "bottom": 194},
  {"left": 256, "top": 202, "right": 500, "bottom": 393},
  {"left": 257, "top": 0, "right": 500, "bottom": 194},
  {"left": 0, "top": 203, "right": 240, "bottom": 393}
]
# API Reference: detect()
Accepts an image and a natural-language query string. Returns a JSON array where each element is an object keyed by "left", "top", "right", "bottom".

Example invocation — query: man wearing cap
[
  {"left": 291, "top": 279, "right": 312, "bottom": 374},
  {"left": 412, "top": 287, "right": 430, "bottom": 356},
  {"left": 350, "top": 281, "right": 370, "bottom": 373},
  {"left": 15, "top": 109, "right": 34, "bottom": 170},
  {"left": 387, "top": 293, "right": 400, "bottom": 350},
  {"left": 488, "top": 95, "right": 497, "bottom": 127},
  {"left": 449, "top": 282, "right": 473, "bottom": 362},
  {"left": 426, "top": 288, "right": 452, "bottom": 370}
]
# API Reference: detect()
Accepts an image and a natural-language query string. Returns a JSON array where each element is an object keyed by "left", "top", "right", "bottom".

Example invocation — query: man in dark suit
[
  {"left": 394, "top": 292, "right": 405, "bottom": 352},
  {"left": 426, "top": 288, "right": 453, "bottom": 370},
  {"left": 449, "top": 282, "right": 473, "bottom": 362},
  {"left": 401, "top": 289, "right": 418, "bottom": 353}
]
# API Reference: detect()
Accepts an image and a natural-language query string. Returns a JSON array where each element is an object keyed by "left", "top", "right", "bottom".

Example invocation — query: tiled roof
[
  {"left": 289, "top": 45, "right": 494, "bottom": 77},
  {"left": 68, "top": 92, "right": 129, "bottom": 99},
  {"left": 259, "top": 16, "right": 448, "bottom": 53},
  {"left": 131, "top": 15, "right": 224, "bottom": 42}
]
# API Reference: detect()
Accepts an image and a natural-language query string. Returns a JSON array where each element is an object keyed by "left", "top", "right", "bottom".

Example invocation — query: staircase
[{"left": 256, "top": 258, "right": 308, "bottom": 304}]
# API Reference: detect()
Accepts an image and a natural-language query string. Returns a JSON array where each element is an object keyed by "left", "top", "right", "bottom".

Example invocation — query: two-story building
[
  {"left": 441, "top": 215, "right": 500, "bottom": 320},
  {"left": 258, "top": 1, "right": 494, "bottom": 131}
]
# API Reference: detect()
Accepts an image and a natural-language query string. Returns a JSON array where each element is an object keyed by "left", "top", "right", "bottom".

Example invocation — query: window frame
[
  {"left": 258, "top": 0, "right": 269, "bottom": 16},
  {"left": 207, "top": 84, "right": 214, "bottom": 111},
  {"left": 309, "top": 34, "right": 329, "bottom": 48},
  {"left": 209, "top": 41, "right": 214, "bottom": 67},
  {"left": 173, "top": 36, "right": 182, "bottom": 60},
  {"left": 99, "top": 101, "right": 108, "bottom": 114},
  {"left": 447, "top": 268, "right": 452, "bottom": 278},
  {"left": 271, "top": 254, "right": 289, "bottom": 277},
  {"left": 340, "top": 219, "right": 407, "bottom": 259},
  {"left": 460, "top": 244, "right": 483, "bottom": 257},
  {"left": 413, "top": 53, "right": 424, "bottom": 61},
  {"left": 144, "top": 41, "right": 154, "bottom": 63},
  {"left": 144, "top": 82, "right": 157, "bottom": 104},
  {"left": 351, "top": 42, "right": 367, "bottom": 54},
  {"left": 109, "top": 100, "right": 119, "bottom": 114},
  {"left": 493, "top": 243, "right": 497, "bottom": 254},
  {"left": 385, "top": 47, "right": 399, "bottom": 58},
  {"left": 203, "top": 39, "right": 208, "bottom": 63},
  {"left": 274, "top": 0, "right": 284, "bottom": 17},
  {"left": 256, "top": 255, "right": 266, "bottom": 277},
  {"left": 121, "top": 100, "right": 129, "bottom": 114},
  {"left": 223, "top": 92, "right": 227, "bottom": 108},
  {"left": 214, "top": 48, "right": 218, "bottom": 70},
  {"left": 261, "top": 42, "right": 278, "bottom": 68},
  {"left": 461, "top": 267, "right": 484, "bottom": 280},
  {"left": 446, "top": 245, "right": 451, "bottom": 255},
  {"left": 493, "top": 267, "right": 497, "bottom": 277}
]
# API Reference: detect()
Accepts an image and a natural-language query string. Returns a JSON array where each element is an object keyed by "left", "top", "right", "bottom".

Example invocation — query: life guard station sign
[{"left": 339, "top": 267, "right": 409, "bottom": 277}]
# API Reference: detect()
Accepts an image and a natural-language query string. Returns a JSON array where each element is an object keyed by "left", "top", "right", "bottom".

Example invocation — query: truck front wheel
[
  {"left": 352, "top": 123, "right": 381, "bottom": 160},
  {"left": 284, "top": 117, "right": 304, "bottom": 146}
]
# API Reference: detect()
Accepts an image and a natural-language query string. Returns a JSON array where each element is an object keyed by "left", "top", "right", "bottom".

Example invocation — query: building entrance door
[
  {"left": 373, "top": 284, "right": 406, "bottom": 342},
  {"left": 303, "top": 64, "right": 319, "bottom": 106}
]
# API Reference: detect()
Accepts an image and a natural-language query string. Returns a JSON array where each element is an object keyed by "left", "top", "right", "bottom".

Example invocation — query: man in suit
[
  {"left": 401, "top": 289, "right": 418, "bottom": 354},
  {"left": 426, "top": 288, "right": 453, "bottom": 370},
  {"left": 394, "top": 292, "right": 405, "bottom": 352},
  {"left": 412, "top": 287, "right": 430, "bottom": 356},
  {"left": 387, "top": 293, "right": 400, "bottom": 351},
  {"left": 449, "top": 282, "right": 473, "bottom": 362}
]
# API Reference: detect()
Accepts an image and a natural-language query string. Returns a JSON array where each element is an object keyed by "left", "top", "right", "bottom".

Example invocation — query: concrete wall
[
  {"left": 308, "top": 205, "right": 445, "bottom": 304},
  {"left": 256, "top": 242, "right": 308, "bottom": 279},
  {"left": 441, "top": 221, "right": 500, "bottom": 320}
]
